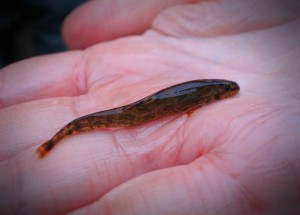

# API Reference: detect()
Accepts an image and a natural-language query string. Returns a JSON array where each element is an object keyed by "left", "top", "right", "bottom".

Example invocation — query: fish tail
[
  {"left": 36, "top": 125, "right": 73, "bottom": 159},
  {"left": 36, "top": 139, "right": 53, "bottom": 158},
  {"left": 36, "top": 117, "right": 100, "bottom": 158}
]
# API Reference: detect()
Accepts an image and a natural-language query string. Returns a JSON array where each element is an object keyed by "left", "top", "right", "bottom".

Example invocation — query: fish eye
[{"left": 224, "top": 85, "right": 230, "bottom": 91}]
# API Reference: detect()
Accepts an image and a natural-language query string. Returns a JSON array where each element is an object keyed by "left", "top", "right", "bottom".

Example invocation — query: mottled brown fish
[{"left": 36, "top": 79, "right": 240, "bottom": 158}]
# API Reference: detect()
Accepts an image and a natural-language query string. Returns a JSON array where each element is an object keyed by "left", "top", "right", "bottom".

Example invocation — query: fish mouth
[
  {"left": 219, "top": 90, "right": 239, "bottom": 99},
  {"left": 226, "top": 83, "right": 240, "bottom": 98},
  {"left": 229, "top": 90, "right": 239, "bottom": 97}
]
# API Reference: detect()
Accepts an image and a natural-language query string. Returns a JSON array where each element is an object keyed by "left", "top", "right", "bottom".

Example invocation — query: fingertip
[
  {"left": 62, "top": 0, "right": 186, "bottom": 49},
  {"left": 62, "top": 1, "right": 95, "bottom": 49},
  {"left": 62, "top": 0, "right": 150, "bottom": 49}
]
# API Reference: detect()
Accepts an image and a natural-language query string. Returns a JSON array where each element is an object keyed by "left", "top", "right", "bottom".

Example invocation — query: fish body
[{"left": 36, "top": 79, "right": 240, "bottom": 158}]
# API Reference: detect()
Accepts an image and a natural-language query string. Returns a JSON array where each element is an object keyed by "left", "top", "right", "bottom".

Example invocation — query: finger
[
  {"left": 68, "top": 161, "right": 242, "bottom": 215},
  {"left": 152, "top": 0, "right": 300, "bottom": 37},
  {"left": 0, "top": 97, "right": 77, "bottom": 161},
  {"left": 62, "top": 0, "right": 190, "bottom": 49},
  {"left": 0, "top": 51, "right": 87, "bottom": 109}
]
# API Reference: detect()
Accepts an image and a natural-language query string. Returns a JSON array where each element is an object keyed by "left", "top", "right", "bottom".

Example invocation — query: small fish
[{"left": 36, "top": 79, "right": 240, "bottom": 158}]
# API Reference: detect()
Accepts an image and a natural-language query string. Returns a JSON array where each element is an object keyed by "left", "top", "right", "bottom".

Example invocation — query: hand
[{"left": 1, "top": 0, "right": 300, "bottom": 214}]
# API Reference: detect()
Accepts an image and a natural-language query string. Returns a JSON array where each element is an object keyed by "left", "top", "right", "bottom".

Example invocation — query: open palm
[{"left": 1, "top": 0, "right": 300, "bottom": 214}]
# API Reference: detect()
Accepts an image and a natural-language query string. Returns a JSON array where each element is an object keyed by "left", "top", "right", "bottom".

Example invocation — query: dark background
[{"left": 0, "top": 0, "right": 86, "bottom": 68}]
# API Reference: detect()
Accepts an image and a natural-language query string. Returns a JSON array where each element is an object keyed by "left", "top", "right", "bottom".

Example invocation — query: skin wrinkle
[
  {"left": 166, "top": 115, "right": 187, "bottom": 151},
  {"left": 156, "top": 131, "right": 178, "bottom": 163},
  {"left": 136, "top": 188, "right": 150, "bottom": 215},
  {"left": 0, "top": 146, "right": 19, "bottom": 164},
  {"left": 72, "top": 51, "right": 89, "bottom": 96},
  {"left": 79, "top": 169, "right": 126, "bottom": 215},
  {"left": 152, "top": 117, "right": 185, "bottom": 164},
  {"left": 185, "top": 163, "right": 214, "bottom": 213},
  {"left": 89, "top": 76, "right": 154, "bottom": 110},
  {"left": 63, "top": 158, "right": 107, "bottom": 214},
  {"left": 180, "top": 168, "right": 198, "bottom": 213},
  {"left": 128, "top": 133, "right": 169, "bottom": 170},
  {"left": 189, "top": 161, "right": 212, "bottom": 192},
  {"left": 112, "top": 134, "right": 139, "bottom": 180},
  {"left": 235, "top": 99, "right": 276, "bottom": 123},
  {"left": 53, "top": 158, "right": 97, "bottom": 213},
  {"left": 219, "top": 123, "right": 241, "bottom": 152},
  {"left": 134, "top": 137, "right": 161, "bottom": 168},
  {"left": 237, "top": 181, "right": 264, "bottom": 213},
  {"left": 88, "top": 153, "right": 105, "bottom": 189},
  {"left": 160, "top": 38, "right": 249, "bottom": 75},
  {"left": 71, "top": 97, "right": 82, "bottom": 121},
  {"left": 83, "top": 50, "right": 105, "bottom": 91},
  {"left": 153, "top": 1, "right": 300, "bottom": 37},
  {"left": 210, "top": 108, "right": 234, "bottom": 148},
  {"left": 80, "top": 164, "right": 97, "bottom": 207},
  {"left": 151, "top": 5, "right": 200, "bottom": 37},
  {"left": 227, "top": 117, "right": 259, "bottom": 148},
  {"left": 96, "top": 73, "right": 124, "bottom": 88},
  {"left": 183, "top": 113, "right": 214, "bottom": 159},
  {"left": 129, "top": 116, "right": 176, "bottom": 140},
  {"left": 195, "top": 156, "right": 258, "bottom": 214},
  {"left": 186, "top": 165, "right": 205, "bottom": 212},
  {"left": 175, "top": 40, "right": 244, "bottom": 72},
  {"left": 112, "top": 85, "right": 147, "bottom": 109},
  {"left": 264, "top": 40, "right": 298, "bottom": 70},
  {"left": 158, "top": 38, "right": 211, "bottom": 65},
  {"left": 213, "top": 114, "right": 290, "bottom": 212},
  {"left": 108, "top": 131, "right": 122, "bottom": 151},
  {"left": 200, "top": 153, "right": 263, "bottom": 213},
  {"left": 73, "top": 123, "right": 199, "bottom": 214},
  {"left": 172, "top": 118, "right": 189, "bottom": 163},
  {"left": 96, "top": 157, "right": 112, "bottom": 190}
]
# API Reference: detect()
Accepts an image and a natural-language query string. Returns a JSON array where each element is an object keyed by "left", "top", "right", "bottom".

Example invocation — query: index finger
[{"left": 0, "top": 51, "right": 87, "bottom": 109}]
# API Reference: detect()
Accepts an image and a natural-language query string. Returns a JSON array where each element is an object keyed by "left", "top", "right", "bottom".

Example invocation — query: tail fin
[
  {"left": 36, "top": 140, "right": 53, "bottom": 158},
  {"left": 36, "top": 117, "right": 94, "bottom": 158},
  {"left": 36, "top": 125, "right": 72, "bottom": 159}
]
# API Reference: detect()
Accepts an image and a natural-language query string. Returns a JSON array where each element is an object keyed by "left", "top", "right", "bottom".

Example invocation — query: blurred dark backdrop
[{"left": 0, "top": 0, "right": 86, "bottom": 68}]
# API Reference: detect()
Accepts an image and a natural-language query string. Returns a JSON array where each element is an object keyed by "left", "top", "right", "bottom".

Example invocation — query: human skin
[{"left": 1, "top": 0, "right": 300, "bottom": 214}]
